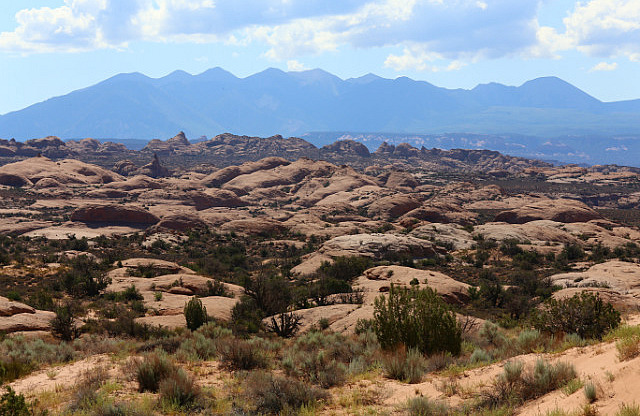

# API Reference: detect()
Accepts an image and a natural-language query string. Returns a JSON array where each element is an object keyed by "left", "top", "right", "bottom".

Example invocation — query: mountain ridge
[{"left": 1, "top": 68, "right": 639, "bottom": 166}]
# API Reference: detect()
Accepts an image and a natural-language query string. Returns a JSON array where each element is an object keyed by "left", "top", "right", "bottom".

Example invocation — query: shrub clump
[
  {"left": 218, "top": 338, "right": 268, "bottom": 371},
  {"left": 484, "top": 359, "right": 577, "bottom": 407},
  {"left": 381, "top": 347, "right": 427, "bottom": 384},
  {"left": 184, "top": 297, "right": 208, "bottom": 331},
  {"left": 133, "top": 351, "right": 178, "bottom": 393},
  {"left": 532, "top": 292, "right": 620, "bottom": 339},
  {"left": 406, "top": 396, "right": 450, "bottom": 416},
  {"left": 158, "top": 368, "right": 201, "bottom": 409},
  {"left": 373, "top": 285, "right": 462, "bottom": 356},
  {"left": 244, "top": 371, "right": 328, "bottom": 414}
]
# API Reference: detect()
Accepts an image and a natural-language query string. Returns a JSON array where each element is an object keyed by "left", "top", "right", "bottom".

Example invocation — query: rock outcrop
[
  {"left": 494, "top": 199, "right": 602, "bottom": 224},
  {"left": 71, "top": 205, "right": 160, "bottom": 224}
]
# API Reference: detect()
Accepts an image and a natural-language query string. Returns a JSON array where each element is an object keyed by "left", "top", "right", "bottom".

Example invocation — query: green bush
[
  {"left": 584, "top": 382, "right": 597, "bottom": 403},
  {"left": 469, "top": 348, "right": 491, "bottom": 364},
  {"left": 218, "top": 338, "right": 267, "bottom": 371},
  {"left": 406, "top": 396, "right": 450, "bottom": 416},
  {"left": 158, "top": 368, "right": 201, "bottom": 409},
  {"left": 617, "top": 403, "right": 640, "bottom": 416},
  {"left": 0, "top": 387, "right": 30, "bottom": 416},
  {"left": 133, "top": 351, "right": 178, "bottom": 393},
  {"left": 373, "top": 285, "right": 461, "bottom": 356},
  {"left": 184, "top": 297, "right": 208, "bottom": 331},
  {"left": 50, "top": 303, "right": 80, "bottom": 342},
  {"left": 382, "top": 348, "right": 427, "bottom": 384},
  {"left": 485, "top": 359, "right": 577, "bottom": 407},
  {"left": 59, "top": 255, "right": 110, "bottom": 298},
  {"left": 532, "top": 292, "right": 620, "bottom": 339}
]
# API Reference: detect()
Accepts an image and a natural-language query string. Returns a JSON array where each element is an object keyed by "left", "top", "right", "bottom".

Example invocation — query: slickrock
[
  {"left": 494, "top": 199, "right": 602, "bottom": 224},
  {"left": 71, "top": 205, "right": 160, "bottom": 224},
  {"left": 0, "top": 296, "right": 35, "bottom": 316}
]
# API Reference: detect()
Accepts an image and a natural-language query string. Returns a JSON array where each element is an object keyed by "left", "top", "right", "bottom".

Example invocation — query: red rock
[{"left": 71, "top": 205, "right": 160, "bottom": 224}]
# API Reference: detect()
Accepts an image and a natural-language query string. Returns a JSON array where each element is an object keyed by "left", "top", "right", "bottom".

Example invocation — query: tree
[
  {"left": 50, "top": 303, "right": 80, "bottom": 341},
  {"left": 184, "top": 297, "right": 208, "bottom": 331},
  {"left": 532, "top": 292, "right": 620, "bottom": 339},
  {"left": 373, "top": 285, "right": 462, "bottom": 356}
]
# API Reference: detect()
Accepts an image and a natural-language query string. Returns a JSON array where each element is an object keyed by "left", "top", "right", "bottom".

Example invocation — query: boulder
[
  {"left": 320, "top": 233, "right": 438, "bottom": 259},
  {"left": 136, "top": 154, "right": 170, "bottom": 178},
  {"left": 220, "top": 218, "right": 287, "bottom": 236},
  {"left": 0, "top": 173, "right": 32, "bottom": 187},
  {"left": 494, "top": 199, "right": 601, "bottom": 224},
  {"left": 153, "top": 213, "right": 209, "bottom": 232},
  {"left": 189, "top": 189, "right": 247, "bottom": 210},
  {"left": 0, "top": 310, "right": 55, "bottom": 333},
  {"left": 385, "top": 171, "right": 419, "bottom": 189},
  {"left": 71, "top": 205, "right": 160, "bottom": 224},
  {"left": 201, "top": 157, "right": 290, "bottom": 187},
  {"left": 368, "top": 194, "right": 421, "bottom": 219},
  {"left": 0, "top": 296, "right": 35, "bottom": 316}
]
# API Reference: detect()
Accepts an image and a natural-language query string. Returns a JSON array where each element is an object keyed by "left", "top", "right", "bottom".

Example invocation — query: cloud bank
[{"left": 1, "top": 0, "right": 638, "bottom": 71}]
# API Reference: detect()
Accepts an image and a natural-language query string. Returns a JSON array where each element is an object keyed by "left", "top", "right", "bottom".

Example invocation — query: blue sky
[{"left": 1, "top": 0, "right": 639, "bottom": 115}]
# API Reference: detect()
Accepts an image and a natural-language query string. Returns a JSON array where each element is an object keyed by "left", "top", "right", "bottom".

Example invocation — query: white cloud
[
  {"left": 590, "top": 61, "right": 618, "bottom": 71},
  {"left": 286, "top": 59, "right": 308, "bottom": 71},
  {"left": 383, "top": 47, "right": 467, "bottom": 72},
  {"left": 561, "top": 0, "right": 640, "bottom": 61},
  {"left": 9, "top": 0, "right": 637, "bottom": 75}
]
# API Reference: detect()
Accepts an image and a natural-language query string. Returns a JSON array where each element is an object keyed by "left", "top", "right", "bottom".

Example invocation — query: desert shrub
[
  {"left": 50, "top": 303, "right": 80, "bottom": 341},
  {"left": 218, "top": 338, "right": 267, "bottom": 371},
  {"left": 68, "top": 367, "right": 108, "bottom": 411},
  {"left": 562, "top": 378, "right": 584, "bottom": 396},
  {"left": 382, "top": 348, "right": 427, "bottom": 384},
  {"left": 617, "top": 403, "right": 640, "bottom": 416},
  {"left": 243, "top": 273, "right": 293, "bottom": 317},
  {"left": 158, "top": 368, "right": 201, "bottom": 409},
  {"left": 616, "top": 335, "right": 640, "bottom": 361},
  {"left": 196, "top": 322, "right": 232, "bottom": 339},
  {"left": 373, "top": 285, "right": 462, "bottom": 356},
  {"left": 230, "top": 296, "right": 264, "bottom": 334},
  {"left": 206, "top": 279, "right": 229, "bottom": 297},
  {"left": 282, "top": 331, "right": 370, "bottom": 387},
  {"left": 485, "top": 359, "right": 577, "bottom": 407},
  {"left": 90, "top": 401, "right": 148, "bottom": 416},
  {"left": 560, "top": 243, "right": 585, "bottom": 261},
  {"left": 59, "top": 255, "right": 110, "bottom": 298},
  {"left": 517, "top": 329, "right": 544, "bottom": 353},
  {"left": 0, "top": 387, "right": 31, "bottom": 416},
  {"left": 244, "top": 371, "right": 328, "bottom": 414},
  {"left": 424, "top": 352, "right": 454, "bottom": 372},
  {"left": 500, "top": 239, "right": 524, "bottom": 256},
  {"left": 176, "top": 333, "right": 217, "bottom": 361},
  {"left": 318, "top": 256, "right": 372, "bottom": 282},
  {"left": 267, "top": 311, "right": 301, "bottom": 338},
  {"left": 184, "top": 296, "right": 208, "bottom": 331},
  {"left": 470, "top": 348, "right": 491, "bottom": 364},
  {"left": 104, "top": 284, "right": 144, "bottom": 302},
  {"left": 562, "top": 333, "right": 588, "bottom": 349},
  {"left": 133, "top": 351, "right": 178, "bottom": 392},
  {"left": 406, "top": 396, "right": 450, "bottom": 416},
  {"left": 521, "top": 360, "right": 577, "bottom": 400},
  {"left": 0, "top": 337, "right": 75, "bottom": 383},
  {"left": 479, "top": 320, "right": 505, "bottom": 347},
  {"left": 584, "top": 382, "right": 597, "bottom": 403},
  {"left": 532, "top": 292, "right": 620, "bottom": 339}
]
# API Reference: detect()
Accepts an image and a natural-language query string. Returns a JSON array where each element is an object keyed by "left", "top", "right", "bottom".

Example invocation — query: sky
[{"left": 1, "top": 0, "right": 639, "bottom": 115}]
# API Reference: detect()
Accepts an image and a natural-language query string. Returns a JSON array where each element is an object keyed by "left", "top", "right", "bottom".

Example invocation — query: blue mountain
[{"left": 1, "top": 68, "right": 639, "bottom": 141}]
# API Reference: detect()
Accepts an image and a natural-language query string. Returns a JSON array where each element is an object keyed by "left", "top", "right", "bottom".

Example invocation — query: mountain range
[{"left": 1, "top": 67, "right": 639, "bottom": 165}]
